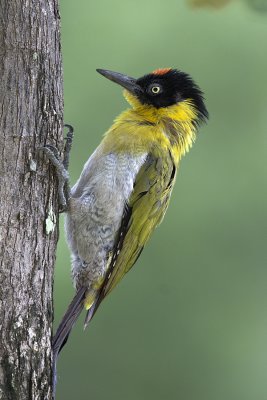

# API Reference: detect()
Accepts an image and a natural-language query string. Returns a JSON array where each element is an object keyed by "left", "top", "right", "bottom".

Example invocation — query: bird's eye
[
  {"left": 149, "top": 84, "right": 162, "bottom": 95},
  {"left": 151, "top": 86, "right": 160, "bottom": 94}
]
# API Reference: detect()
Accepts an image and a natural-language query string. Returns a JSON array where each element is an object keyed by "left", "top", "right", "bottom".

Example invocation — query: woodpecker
[{"left": 44, "top": 67, "right": 208, "bottom": 381}]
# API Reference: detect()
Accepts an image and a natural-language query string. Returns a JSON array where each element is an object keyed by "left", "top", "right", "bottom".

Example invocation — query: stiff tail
[
  {"left": 52, "top": 286, "right": 87, "bottom": 355},
  {"left": 84, "top": 299, "right": 98, "bottom": 329},
  {"left": 52, "top": 286, "right": 87, "bottom": 397},
  {"left": 52, "top": 286, "right": 103, "bottom": 397},
  {"left": 83, "top": 291, "right": 103, "bottom": 329}
]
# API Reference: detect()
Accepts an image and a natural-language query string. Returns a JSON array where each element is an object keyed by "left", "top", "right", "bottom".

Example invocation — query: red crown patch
[{"left": 152, "top": 68, "right": 172, "bottom": 75}]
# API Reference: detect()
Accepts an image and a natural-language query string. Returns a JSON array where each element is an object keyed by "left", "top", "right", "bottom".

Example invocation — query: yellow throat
[{"left": 102, "top": 90, "right": 199, "bottom": 164}]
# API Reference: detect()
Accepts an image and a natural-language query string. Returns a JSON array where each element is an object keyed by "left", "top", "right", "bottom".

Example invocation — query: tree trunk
[{"left": 0, "top": 1, "right": 63, "bottom": 398}]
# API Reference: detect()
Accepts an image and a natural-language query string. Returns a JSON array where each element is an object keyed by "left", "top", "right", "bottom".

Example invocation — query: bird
[{"left": 45, "top": 67, "right": 208, "bottom": 372}]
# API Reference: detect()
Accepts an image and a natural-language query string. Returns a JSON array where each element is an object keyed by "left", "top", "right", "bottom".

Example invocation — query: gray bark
[{"left": 0, "top": 1, "right": 63, "bottom": 399}]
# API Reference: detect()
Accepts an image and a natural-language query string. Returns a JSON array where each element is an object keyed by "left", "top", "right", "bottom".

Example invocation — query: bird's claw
[{"left": 40, "top": 125, "right": 74, "bottom": 212}]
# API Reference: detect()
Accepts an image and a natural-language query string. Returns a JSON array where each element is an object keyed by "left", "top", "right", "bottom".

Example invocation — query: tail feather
[
  {"left": 84, "top": 300, "right": 98, "bottom": 330},
  {"left": 52, "top": 287, "right": 87, "bottom": 397},
  {"left": 52, "top": 286, "right": 87, "bottom": 355}
]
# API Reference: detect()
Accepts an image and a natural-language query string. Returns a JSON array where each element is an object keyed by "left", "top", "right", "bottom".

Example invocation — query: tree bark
[{"left": 0, "top": 1, "right": 63, "bottom": 399}]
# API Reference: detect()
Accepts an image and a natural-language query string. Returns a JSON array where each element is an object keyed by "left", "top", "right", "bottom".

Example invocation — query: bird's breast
[{"left": 66, "top": 151, "right": 147, "bottom": 273}]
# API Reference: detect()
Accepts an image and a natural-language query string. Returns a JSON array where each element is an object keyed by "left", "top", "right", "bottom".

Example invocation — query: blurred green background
[{"left": 55, "top": 1, "right": 267, "bottom": 399}]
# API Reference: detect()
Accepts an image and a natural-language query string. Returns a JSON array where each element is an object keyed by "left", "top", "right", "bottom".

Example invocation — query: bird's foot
[
  {"left": 63, "top": 124, "right": 74, "bottom": 170},
  {"left": 40, "top": 125, "right": 74, "bottom": 212}
]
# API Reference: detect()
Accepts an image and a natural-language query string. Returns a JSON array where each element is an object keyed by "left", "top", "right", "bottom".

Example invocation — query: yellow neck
[
  {"left": 123, "top": 90, "right": 198, "bottom": 124},
  {"left": 102, "top": 90, "right": 198, "bottom": 163}
]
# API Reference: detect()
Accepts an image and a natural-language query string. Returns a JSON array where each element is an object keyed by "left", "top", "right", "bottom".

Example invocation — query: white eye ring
[{"left": 151, "top": 86, "right": 161, "bottom": 94}]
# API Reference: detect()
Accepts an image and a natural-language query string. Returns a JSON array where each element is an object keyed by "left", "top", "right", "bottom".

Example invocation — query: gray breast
[{"left": 65, "top": 150, "right": 147, "bottom": 289}]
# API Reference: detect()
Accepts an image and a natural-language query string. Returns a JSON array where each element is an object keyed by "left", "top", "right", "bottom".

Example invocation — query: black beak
[{"left": 96, "top": 69, "right": 141, "bottom": 94}]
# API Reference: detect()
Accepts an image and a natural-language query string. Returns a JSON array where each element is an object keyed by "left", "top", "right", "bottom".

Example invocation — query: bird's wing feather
[{"left": 85, "top": 150, "right": 177, "bottom": 322}]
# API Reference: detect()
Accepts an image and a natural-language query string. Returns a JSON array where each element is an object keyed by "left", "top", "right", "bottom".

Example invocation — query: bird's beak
[{"left": 96, "top": 69, "right": 141, "bottom": 95}]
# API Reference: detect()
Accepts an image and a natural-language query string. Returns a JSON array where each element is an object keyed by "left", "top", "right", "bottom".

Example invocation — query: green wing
[
  {"left": 85, "top": 152, "right": 177, "bottom": 323},
  {"left": 104, "top": 152, "right": 176, "bottom": 296}
]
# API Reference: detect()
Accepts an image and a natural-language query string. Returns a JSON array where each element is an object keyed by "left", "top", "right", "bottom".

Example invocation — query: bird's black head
[{"left": 97, "top": 68, "right": 208, "bottom": 123}]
